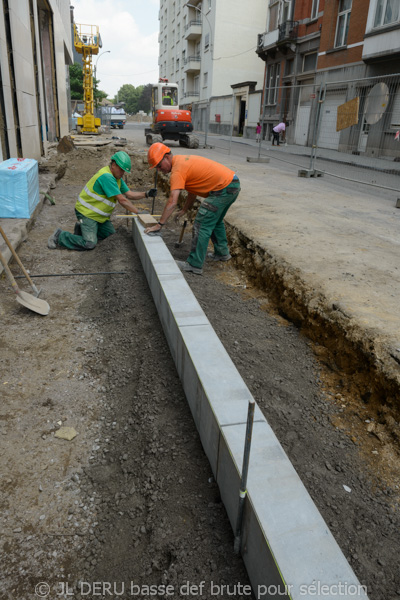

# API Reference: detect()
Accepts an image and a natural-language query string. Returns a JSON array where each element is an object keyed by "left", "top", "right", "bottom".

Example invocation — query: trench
[
  {"left": 154, "top": 163, "right": 400, "bottom": 470},
  {"left": 225, "top": 223, "right": 400, "bottom": 452}
]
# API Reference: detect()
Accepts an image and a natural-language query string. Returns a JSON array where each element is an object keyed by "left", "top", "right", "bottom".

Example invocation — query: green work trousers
[
  {"left": 57, "top": 210, "right": 115, "bottom": 251},
  {"left": 187, "top": 179, "right": 240, "bottom": 269}
]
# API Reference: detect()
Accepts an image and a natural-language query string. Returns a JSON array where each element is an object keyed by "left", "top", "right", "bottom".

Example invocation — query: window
[
  {"left": 203, "top": 72, "right": 208, "bottom": 87},
  {"left": 285, "top": 59, "right": 294, "bottom": 76},
  {"left": 303, "top": 52, "right": 317, "bottom": 72},
  {"left": 268, "top": 0, "right": 279, "bottom": 32},
  {"left": 311, "top": 0, "right": 319, "bottom": 20},
  {"left": 204, "top": 32, "right": 210, "bottom": 50},
  {"left": 374, "top": 0, "right": 399, "bottom": 27},
  {"left": 335, "top": 0, "right": 352, "bottom": 48},
  {"left": 176, "top": 58, "right": 180, "bottom": 72},
  {"left": 265, "top": 63, "right": 280, "bottom": 105}
]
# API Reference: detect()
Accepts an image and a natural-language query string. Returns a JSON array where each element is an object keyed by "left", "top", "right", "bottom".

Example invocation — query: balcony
[
  {"left": 278, "top": 20, "right": 299, "bottom": 44},
  {"left": 183, "top": 91, "right": 200, "bottom": 104},
  {"left": 184, "top": 55, "right": 201, "bottom": 73},
  {"left": 257, "top": 29, "right": 279, "bottom": 53},
  {"left": 185, "top": 20, "right": 202, "bottom": 40},
  {"left": 257, "top": 21, "right": 298, "bottom": 58}
]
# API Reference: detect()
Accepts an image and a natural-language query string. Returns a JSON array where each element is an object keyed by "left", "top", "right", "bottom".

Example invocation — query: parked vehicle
[{"left": 111, "top": 107, "right": 126, "bottom": 129}]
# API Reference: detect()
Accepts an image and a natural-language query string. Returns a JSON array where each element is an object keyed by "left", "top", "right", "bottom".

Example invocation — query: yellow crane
[{"left": 73, "top": 23, "right": 101, "bottom": 133}]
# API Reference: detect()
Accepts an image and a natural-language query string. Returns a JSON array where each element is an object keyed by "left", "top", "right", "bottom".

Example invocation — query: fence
[{"left": 192, "top": 73, "right": 400, "bottom": 192}]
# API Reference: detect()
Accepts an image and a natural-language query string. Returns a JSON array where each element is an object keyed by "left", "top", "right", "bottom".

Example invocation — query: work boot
[
  {"left": 176, "top": 260, "right": 203, "bottom": 275},
  {"left": 47, "top": 228, "right": 62, "bottom": 249},
  {"left": 74, "top": 221, "right": 82, "bottom": 236},
  {"left": 207, "top": 252, "right": 232, "bottom": 262}
]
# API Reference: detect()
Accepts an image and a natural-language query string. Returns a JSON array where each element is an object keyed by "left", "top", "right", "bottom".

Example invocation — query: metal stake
[{"left": 234, "top": 399, "right": 255, "bottom": 554}]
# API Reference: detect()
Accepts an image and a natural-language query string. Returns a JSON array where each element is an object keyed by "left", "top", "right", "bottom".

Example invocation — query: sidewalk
[{"left": 197, "top": 131, "right": 400, "bottom": 175}]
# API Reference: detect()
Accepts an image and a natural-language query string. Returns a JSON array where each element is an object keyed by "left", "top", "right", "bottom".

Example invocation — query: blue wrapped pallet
[{"left": 0, "top": 158, "right": 40, "bottom": 218}]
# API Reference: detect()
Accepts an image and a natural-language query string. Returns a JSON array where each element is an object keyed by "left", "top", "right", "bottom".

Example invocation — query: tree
[
  {"left": 69, "top": 62, "right": 108, "bottom": 104},
  {"left": 69, "top": 63, "right": 83, "bottom": 100},
  {"left": 114, "top": 84, "right": 144, "bottom": 114},
  {"left": 137, "top": 84, "right": 152, "bottom": 113}
]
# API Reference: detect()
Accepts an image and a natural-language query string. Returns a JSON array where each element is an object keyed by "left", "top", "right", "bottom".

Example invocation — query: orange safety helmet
[{"left": 147, "top": 142, "right": 170, "bottom": 169}]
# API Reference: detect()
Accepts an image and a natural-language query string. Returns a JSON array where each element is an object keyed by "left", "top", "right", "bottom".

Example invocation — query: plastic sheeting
[{"left": 0, "top": 158, "right": 40, "bottom": 219}]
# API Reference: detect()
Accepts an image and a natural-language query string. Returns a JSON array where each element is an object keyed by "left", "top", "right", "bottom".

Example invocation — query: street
[{"left": 0, "top": 129, "right": 399, "bottom": 599}]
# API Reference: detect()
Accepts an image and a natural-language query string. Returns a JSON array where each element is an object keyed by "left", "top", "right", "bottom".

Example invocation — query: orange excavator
[{"left": 145, "top": 79, "right": 199, "bottom": 148}]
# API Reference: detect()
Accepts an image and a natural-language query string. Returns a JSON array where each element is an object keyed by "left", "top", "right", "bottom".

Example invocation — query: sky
[{"left": 71, "top": 0, "right": 160, "bottom": 99}]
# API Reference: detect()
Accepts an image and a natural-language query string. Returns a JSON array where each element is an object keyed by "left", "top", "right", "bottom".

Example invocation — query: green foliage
[
  {"left": 137, "top": 84, "right": 152, "bottom": 113},
  {"left": 69, "top": 62, "right": 108, "bottom": 104},
  {"left": 114, "top": 83, "right": 152, "bottom": 114},
  {"left": 69, "top": 63, "right": 83, "bottom": 100}
]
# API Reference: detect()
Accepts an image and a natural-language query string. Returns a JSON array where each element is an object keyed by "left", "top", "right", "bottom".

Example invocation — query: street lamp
[{"left": 94, "top": 50, "right": 110, "bottom": 109}]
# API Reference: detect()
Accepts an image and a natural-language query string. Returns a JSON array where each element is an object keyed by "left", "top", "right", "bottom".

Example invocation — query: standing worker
[
  {"left": 256, "top": 122, "right": 262, "bottom": 142},
  {"left": 272, "top": 121, "right": 288, "bottom": 146},
  {"left": 47, "top": 151, "right": 157, "bottom": 251},
  {"left": 145, "top": 143, "right": 240, "bottom": 275}
]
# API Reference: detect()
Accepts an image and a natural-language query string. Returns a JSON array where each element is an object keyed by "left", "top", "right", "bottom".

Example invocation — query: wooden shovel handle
[
  {"left": 0, "top": 248, "right": 20, "bottom": 296},
  {"left": 0, "top": 225, "right": 37, "bottom": 292}
]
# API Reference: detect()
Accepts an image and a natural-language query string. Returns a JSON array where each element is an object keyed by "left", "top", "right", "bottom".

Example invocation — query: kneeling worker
[
  {"left": 145, "top": 143, "right": 240, "bottom": 275},
  {"left": 48, "top": 151, "right": 157, "bottom": 251}
]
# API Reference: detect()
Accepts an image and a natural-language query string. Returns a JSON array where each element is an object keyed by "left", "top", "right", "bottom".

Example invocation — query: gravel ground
[{"left": 0, "top": 144, "right": 399, "bottom": 600}]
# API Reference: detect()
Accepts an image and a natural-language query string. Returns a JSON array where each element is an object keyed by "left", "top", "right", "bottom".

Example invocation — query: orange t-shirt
[{"left": 170, "top": 155, "right": 235, "bottom": 197}]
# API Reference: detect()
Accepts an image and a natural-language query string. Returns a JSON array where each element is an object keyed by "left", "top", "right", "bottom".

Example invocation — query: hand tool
[
  {"left": 175, "top": 220, "right": 187, "bottom": 248},
  {"left": 151, "top": 170, "right": 158, "bottom": 215},
  {"left": 0, "top": 225, "right": 41, "bottom": 297},
  {"left": 0, "top": 248, "right": 50, "bottom": 315},
  {"left": 114, "top": 214, "right": 161, "bottom": 218}
]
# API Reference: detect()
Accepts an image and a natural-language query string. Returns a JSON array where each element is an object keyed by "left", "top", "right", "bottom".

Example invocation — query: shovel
[
  {"left": 0, "top": 237, "right": 50, "bottom": 315},
  {"left": 0, "top": 225, "right": 41, "bottom": 297}
]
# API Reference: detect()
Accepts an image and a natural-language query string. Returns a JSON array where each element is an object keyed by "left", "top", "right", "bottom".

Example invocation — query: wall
[
  {"left": 212, "top": 0, "right": 265, "bottom": 98},
  {"left": 0, "top": 0, "right": 72, "bottom": 161},
  {"left": 318, "top": 0, "right": 368, "bottom": 71}
]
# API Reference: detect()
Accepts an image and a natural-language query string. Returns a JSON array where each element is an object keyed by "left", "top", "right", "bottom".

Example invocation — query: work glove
[{"left": 145, "top": 188, "right": 157, "bottom": 198}]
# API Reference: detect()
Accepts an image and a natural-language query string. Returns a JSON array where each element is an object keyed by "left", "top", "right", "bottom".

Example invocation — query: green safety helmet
[{"left": 111, "top": 151, "right": 131, "bottom": 173}]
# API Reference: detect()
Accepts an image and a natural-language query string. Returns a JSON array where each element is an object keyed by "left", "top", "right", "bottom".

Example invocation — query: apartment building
[
  {"left": 256, "top": 0, "right": 323, "bottom": 141},
  {"left": 158, "top": 0, "right": 265, "bottom": 136},
  {"left": 257, "top": 0, "right": 400, "bottom": 157},
  {"left": 0, "top": 0, "right": 73, "bottom": 161}
]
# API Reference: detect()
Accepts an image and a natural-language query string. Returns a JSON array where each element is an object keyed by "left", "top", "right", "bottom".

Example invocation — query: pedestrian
[
  {"left": 145, "top": 143, "right": 240, "bottom": 275},
  {"left": 256, "top": 122, "right": 261, "bottom": 142},
  {"left": 272, "top": 121, "right": 288, "bottom": 146},
  {"left": 47, "top": 151, "right": 157, "bottom": 251}
]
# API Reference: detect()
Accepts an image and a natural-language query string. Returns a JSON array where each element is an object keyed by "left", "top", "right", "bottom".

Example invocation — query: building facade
[
  {"left": 158, "top": 0, "right": 265, "bottom": 136},
  {"left": 0, "top": 0, "right": 73, "bottom": 161},
  {"left": 257, "top": 0, "right": 400, "bottom": 157}
]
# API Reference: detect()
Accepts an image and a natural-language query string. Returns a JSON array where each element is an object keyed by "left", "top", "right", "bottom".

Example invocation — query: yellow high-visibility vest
[{"left": 75, "top": 166, "right": 122, "bottom": 223}]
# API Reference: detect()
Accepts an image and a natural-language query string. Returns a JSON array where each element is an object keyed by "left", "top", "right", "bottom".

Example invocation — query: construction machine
[
  {"left": 73, "top": 23, "right": 101, "bottom": 134},
  {"left": 145, "top": 79, "right": 199, "bottom": 148}
]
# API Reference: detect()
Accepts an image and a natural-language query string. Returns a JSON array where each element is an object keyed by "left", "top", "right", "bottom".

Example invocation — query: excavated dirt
[{"left": 0, "top": 144, "right": 399, "bottom": 600}]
